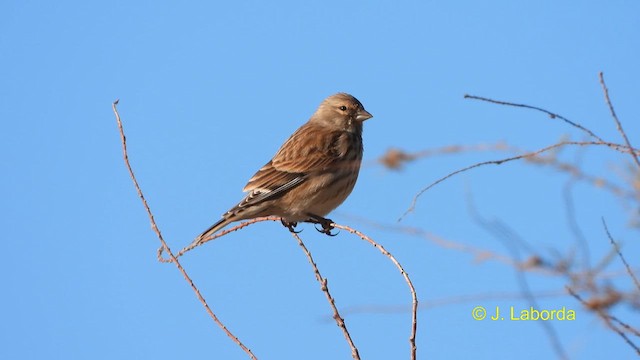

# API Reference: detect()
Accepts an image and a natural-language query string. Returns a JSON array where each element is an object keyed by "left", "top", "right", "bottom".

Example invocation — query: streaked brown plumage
[{"left": 192, "top": 93, "right": 372, "bottom": 245}]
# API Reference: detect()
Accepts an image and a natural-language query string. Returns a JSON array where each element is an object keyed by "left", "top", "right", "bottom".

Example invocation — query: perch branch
[
  {"left": 332, "top": 223, "right": 419, "bottom": 360},
  {"left": 112, "top": 100, "right": 257, "bottom": 359},
  {"left": 290, "top": 231, "right": 360, "bottom": 359}
]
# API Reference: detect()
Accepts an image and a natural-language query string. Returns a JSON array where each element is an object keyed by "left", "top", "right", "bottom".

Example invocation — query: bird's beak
[{"left": 356, "top": 109, "right": 373, "bottom": 121}]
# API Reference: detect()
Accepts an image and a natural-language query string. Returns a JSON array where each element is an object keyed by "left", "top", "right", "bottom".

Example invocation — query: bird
[{"left": 191, "top": 93, "right": 372, "bottom": 247}]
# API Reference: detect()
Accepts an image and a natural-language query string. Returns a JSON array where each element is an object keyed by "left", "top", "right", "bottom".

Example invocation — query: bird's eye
[{"left": 339, "top": 106, "right": 347, "bottom": 111}]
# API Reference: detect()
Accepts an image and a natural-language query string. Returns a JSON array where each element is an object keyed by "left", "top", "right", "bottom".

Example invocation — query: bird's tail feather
[{"left": 192, "top": 218, "right": 229, "bottom": 247}]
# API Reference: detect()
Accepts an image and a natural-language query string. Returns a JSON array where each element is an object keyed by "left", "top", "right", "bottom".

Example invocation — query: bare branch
[
  {"left": 175, "top": 216, "right": 281, "bottom": 259},
  {"left": 400, "top": 140, "right": 637, "bottom": 221},
  {"left": 112, "top": 100, "right": 257, "bottom": 360},
  {"left": 377, "top": 143, "right": 509, "bottom": 170},
  {"left": 342, "top": 214, "right": 639, "bottom": 282},
  {"left": 602, "top": 218, "right": 640, "bottom": 291},
  {"left": 609, "top": 315, "right": 640, "bottom": 338},
  {"left": 332, "top": 224, "right": 418, "bottom": 360},
  {"left": 599, "top": 72, "right": 640, "bottom": 169},
  {"left": 464, "top": 94, "right": 605, "bottom": 142},
  {"left": 377, "top": 142, "right": 637, "bottom": 205},
  {"left": 467, "top": 194, "right": 568, "bottom": 360},
  {"left": 290, "top": 231, "right": 360, "bottom": 359},
  {"left": 567, "top": 287, "right": 640, "bottom": 355}
]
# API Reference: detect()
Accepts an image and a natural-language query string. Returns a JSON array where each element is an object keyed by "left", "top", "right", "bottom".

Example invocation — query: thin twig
[
  {"left": 332, "top": 223, "right": 418, "bottom": 360},
  {"left": 464, "top": 94, "right": 605, "bottom": 142},
  {"left": 468, "top": 196, "right": 568, "bottom": 360},
  {"left": 609, "top": 314, "right": 640, "bottom": 338},
  {"left": 378, "top": 142, "right": 638, "bottom": 201},
  {"left": 567, "top": 287, "right": 640, "bottom": 355},
  {"left": 377, "top": 143, "right": 509, "bottom": 170},
  {"left": 344, "top": 213, "right": 640, "bottom": 284},
  {"left": 400, "top": 140, "right": 636, "bottom": 221},
  {"left": 112, "top": 100, "right": 257, "bottom": 360},
  {"left": 174, "top": 216, "right": 281, "bottom": 259},
  {"left": 340, "top": 213, "right": 519, "bottom": 266},
  {"left": 182, "top": 217, "right": 418, "bottom": 358},
  {"left": 290, "top": 231, "right": 360, "bottom": 360},
  {"left": 177, "top": 216, "right": 364, "bottom": 358},
  {"left": 602, "top": 218, "right": 640, "bottom": 291},
  {"left": 530, "top": 153, "right": 637, "bottom": 200},
  {"left": 561, "top": 147, "right": 591, "bottom": 272},
  {"left": 599, "top": 72, "right": 640, "bottom": 169}
]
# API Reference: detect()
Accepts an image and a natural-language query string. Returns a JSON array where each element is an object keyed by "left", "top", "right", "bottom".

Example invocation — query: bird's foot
[
  {"left": 306, "top": 214, "right": 338, "bottom": 236},
  {"left": 281, "top": 219, "right": 302, "bottom": 233}
]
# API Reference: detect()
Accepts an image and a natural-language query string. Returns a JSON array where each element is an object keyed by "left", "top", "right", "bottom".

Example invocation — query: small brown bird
[{"left": 192, "top": 93, "right": 372, "bottom": 246}]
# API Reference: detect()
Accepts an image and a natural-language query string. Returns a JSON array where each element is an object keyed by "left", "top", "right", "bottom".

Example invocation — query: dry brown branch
[
  {"left": 290, "top": 231, "right": 360, "bottom": 360},
  {"left": 531, "top": 153, "right": 636, "bottom": 200},
  {"left": 348, "top": 208, "right": 639, "bottom": 358},
  {"left": 400, "top": 140, "right": 637, "bottom": 221},
  {"left": 112, "top": 100, "right": 257, "bottom": 360},
  {"left": 567, "top": 287, "right": 640, "bottom": 355},
  {"left": 389, "top": 83, "right": 639, "bottom": 356},
  {"left": 379, "top": 142, "right": 636, "bottom": 201},
  {"left": 341, "top": 214, "right": 520, "bottom": 267},
  {"left": 174, "top": 216, "right": 281, "bottom": 259},
  {"left": 609, "top": 315, "right": 640, "bottom": 338},
  {"left": 332, "top": 223, "right": 419, "bottom": 360},
  {"left": 377, "top": 143, "right": 509, "bottom": 170},
  {"left": 467, "top": 195, "right": 569, "bottom": 360},
  {"left": 175, "top": 216, "right": 410, "bottom": 360},
  {"left": 599, "top": 72, "right": 640, "bottom": 169},
  {"left": 378, "top": 142, "right": 638, "bottom": 206},
  {"left": 602, "top": 218, "right": 640, "bottom": 291},
  {"left": 464, "top": 94, "right": 606, "bottom": 142},
  {"left": 341, "top": 214, "right": 640, "bottom": 281}
]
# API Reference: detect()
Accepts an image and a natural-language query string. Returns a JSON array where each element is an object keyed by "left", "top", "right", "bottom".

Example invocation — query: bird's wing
[
  {"left": 238, "top": 165, "right": 306, "bottom": 208},
  {"left": 237, "top": 123, "right": 343, "bottom": 209},
  {"left": 269, "top": 123, "right": 347, "bottom": 173},
  {"left": 238, "top": 123, "right": 349, "bottom": 208}
]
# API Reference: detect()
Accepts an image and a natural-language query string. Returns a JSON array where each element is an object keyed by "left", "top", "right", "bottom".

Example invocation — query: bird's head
[{"left": 311, "top": 93, "right": 372, "bottom": 132}]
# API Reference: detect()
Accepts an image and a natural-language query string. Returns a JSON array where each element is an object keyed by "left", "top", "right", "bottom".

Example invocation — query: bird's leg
[
  {"left": 281, "top": 219, "right": 302, "bottom": 233},
  {"left": 306, "top": 214, "right": 338, "bottom": 236}
]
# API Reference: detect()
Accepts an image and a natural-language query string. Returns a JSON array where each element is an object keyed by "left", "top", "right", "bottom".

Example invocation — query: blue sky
[{"left": 2, "top": 1, "right": 639, "bottom": 359}]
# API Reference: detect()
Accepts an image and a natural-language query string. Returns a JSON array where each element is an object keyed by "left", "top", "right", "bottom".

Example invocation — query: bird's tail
[{"left": 191, "top": 218, "right": 229, "bottom": 247}]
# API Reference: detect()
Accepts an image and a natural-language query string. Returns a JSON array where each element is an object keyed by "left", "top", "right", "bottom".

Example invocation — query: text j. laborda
[{"left": 471, "top": 305, "right": 576, "bottom": 321}]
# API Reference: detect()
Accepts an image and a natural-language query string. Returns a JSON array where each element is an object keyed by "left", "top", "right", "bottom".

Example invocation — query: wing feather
[{"left": 237, "top": 122, "right": 357, "bottom": 210}]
